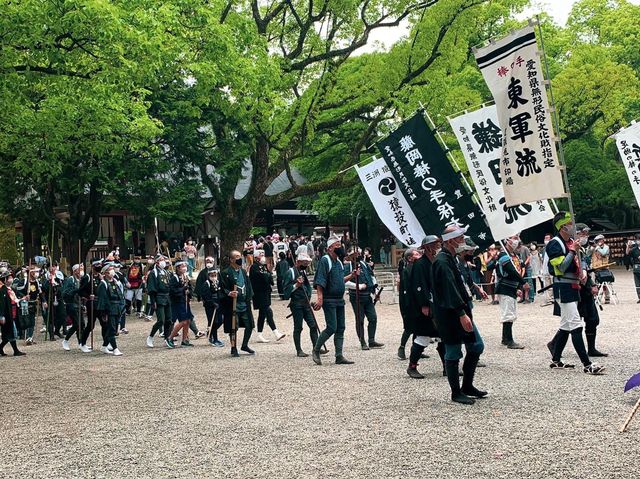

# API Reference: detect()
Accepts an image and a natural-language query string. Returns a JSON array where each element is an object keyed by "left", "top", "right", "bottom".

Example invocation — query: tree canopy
[{"left": 1, "top": 0, "right": 639, "bottom": 262}]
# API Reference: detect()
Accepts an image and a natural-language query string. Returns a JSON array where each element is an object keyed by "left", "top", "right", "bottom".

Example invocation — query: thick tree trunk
[{"left": 219, "top": 209, "right": 257, "bottom": 266}]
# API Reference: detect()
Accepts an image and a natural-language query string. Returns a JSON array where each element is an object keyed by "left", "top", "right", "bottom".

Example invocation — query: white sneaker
[
  {"left": 80, "top": 344, "right": 92, "bottom": 353},
  {"left": 274, "top": 329, "right": 286, "bottom": 341},
  {"left": 40, "top": 326, "right": 47, "bottom": 333},
  {"left": 62, "top": 339, "right": 70, "bottom": 351},
  {"left": 256, "top": 333, "right": 270, "bottom": 343},
  {"left": 107, "top": 345, "right": 114, "bottom": 352},
  {"left": 112, "top": 348, "right": 123, "bottom": 356},
  {"left": 100, "top": 346, "right": 113, "bottom": 355},
  {"left": 146, "top": 336, "right": 154, "bottom": 348}
]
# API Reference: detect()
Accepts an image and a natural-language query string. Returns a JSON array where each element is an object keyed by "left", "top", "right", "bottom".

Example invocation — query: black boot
[
  {"left": 407, "top": 363, "right": 425, "bottom": 379},
  {"left": 10, "top": 341, "right": 25, "bottom": 356},
  {"left": 504, "top": 322, "right": 524, "bottom": 349},
  {"left": 445, "top": 360, "right": 475, "bottom": 405},
  {"left": 501, "top": 322, "right": 508, "bottom": 345},
  {"left": 586, "top": 332, "right": 608, "bottom": 357},
  {"left": 397, "top": 346, "right": 407, "bottom": 360},
  {"left": 335, "top": 355, "right": 354, "bottom": 365},
  {"left": 461, "top": 353, "right": 487, "bottom": 398},
  {"left": 240, "top": 329, "right": 255, "bottom": 355},
  {"left": 312, "top": 348, "right": 322, "bottom": 365}
]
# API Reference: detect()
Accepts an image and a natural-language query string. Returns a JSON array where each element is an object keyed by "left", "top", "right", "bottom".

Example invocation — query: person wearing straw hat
[
  {"left": 61, "top": 263, "right": 85, "bottom": 351},
  {"left": 311, "top": 233, "right": 354, "bottom": 366},
  {"left": 0, "top": 269, "right": 26, "bottom": 357},
  {"left": 145, "top": 254, "right": 173, "bottom": 348},
  {"left": 283, "top": 251, "right": 320, "bottom": 357},
  {"left": 545, "top": 211, "right": 604, "bottom": 375},
  {"left": 431, "top": 225, "right": 486, "bottom": 405},
  {"left": 96, "top": 263, "right": 123, "bottom": 356}
]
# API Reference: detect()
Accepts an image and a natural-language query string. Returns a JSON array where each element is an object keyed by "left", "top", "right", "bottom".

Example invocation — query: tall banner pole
[{"left": 533, "top": 17, "right": 576, "bottom": 223}]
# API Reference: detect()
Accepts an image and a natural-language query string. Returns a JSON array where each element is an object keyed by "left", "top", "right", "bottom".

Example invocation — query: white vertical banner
[
  {"left": 449, "top": 105, "right": 553, "bottom": 240},
  {"left": 474, "top": 26, "right": 566, "bottom": 207},
  {"left": 615, "top": 121, "right": 640, "bottom": 209},
  {"left": 356, "top": 158, "right": 425, "bottom": 247}
]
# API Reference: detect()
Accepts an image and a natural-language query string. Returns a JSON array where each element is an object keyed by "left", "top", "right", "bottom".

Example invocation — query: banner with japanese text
[
  {"left": 376, "top": 113, "right": 492, "bottom": 250},
  {"left": 449, "top": 105, "right": 553, "bottom": 240},
  {"left": 615, "top": 122, "right": 640, "bottom": 209},
  {"left": 356, "top": 158, "right": 425, "bottom": 247},
  {"left": 474, "top": 26, "right": 566, "bottom": 206}
]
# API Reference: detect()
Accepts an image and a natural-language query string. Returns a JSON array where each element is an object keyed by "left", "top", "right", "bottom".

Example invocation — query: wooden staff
[
  {"left": 299, "top": 273, "right": 327, "bottom": 354},
  {"left": 230, "top": 284, "right": 238, "bottom": 349},
  {"left": 620, "top": 397, "right": 640, "bottom": 432}
]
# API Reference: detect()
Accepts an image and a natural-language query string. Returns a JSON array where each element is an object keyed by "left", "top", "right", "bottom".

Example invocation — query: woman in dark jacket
[
  {"left": 250, "top": 250, "right": 285, "bottom": 343},
  {"left": 1, "top": 271, "right": 26, "bottom": 356}
]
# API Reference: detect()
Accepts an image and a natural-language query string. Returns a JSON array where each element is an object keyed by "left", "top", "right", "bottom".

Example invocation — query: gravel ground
[{"left": 2, "top": 268, "right": 640, "bottom": 478}]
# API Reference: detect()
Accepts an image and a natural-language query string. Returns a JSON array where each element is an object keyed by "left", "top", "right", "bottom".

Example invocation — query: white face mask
[
  {"left": 205, "top": 262, "right": 213, "bottom": 268},
  {"left": 579, "top": 237, "right": 588, "bottom": 245},
  {"left": 259, "top": 257, "right": 267, "bottom": 265},
  {"left": 147, "top": 260, "right": 154, "bottom": 265},
  {"left": 158, "top": 261, "right": 167, "bottom": 269}
]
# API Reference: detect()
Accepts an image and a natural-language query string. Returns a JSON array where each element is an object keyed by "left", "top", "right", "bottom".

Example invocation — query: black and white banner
[
  {"left": 376, "top": 113, "right": 492, "bottom": 250},
  {"left": 615, "top": 121, "right": 640, "bottom": 209},
  {"left": 356, "top": 158, "right": 425, "bottom": 247},
  {"left": 449, "top": 105, "right": 553, "bottom": 240},
  {"left": 474, "top": 26, "right": 566, "bottom": 207}
]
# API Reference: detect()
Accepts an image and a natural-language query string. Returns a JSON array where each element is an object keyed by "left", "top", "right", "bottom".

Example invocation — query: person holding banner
[
  {"left": 545, "top": 212, "right": 604, "bottom": 375},
  {"left": 625, "top": 234, "right": 640, "bottom": 303},
  {"left": 496, "top": 235, "right": 528, "bottom": 350},
  {"left": 432, "top": 225, "right": 487, "bottom": 405}
]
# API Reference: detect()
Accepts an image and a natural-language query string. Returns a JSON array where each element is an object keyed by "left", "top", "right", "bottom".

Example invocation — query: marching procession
[{"left": 1, "top": 210, "right": 629, "bottom": 406}]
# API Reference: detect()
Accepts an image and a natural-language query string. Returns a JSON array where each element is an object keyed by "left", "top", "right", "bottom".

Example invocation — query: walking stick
[
  {"left": 621, "top": 397, "right": 640, "bottom": 433},
  {"left": 230, "top": 284, "right": 238, "bottom": 350},
  {"left": 300, "top": 275, "right": 328, "bottom": 353},
  {"left": 353, "top": 258, "right": 365, "bottom": 344},
  {"left": 90, "top": 268, "right": 95, "bottom": 351}
]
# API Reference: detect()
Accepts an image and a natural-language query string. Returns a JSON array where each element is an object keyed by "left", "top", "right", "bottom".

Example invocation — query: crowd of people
[{"left": 2, "top": 214, "right": 639, "bottom": 405}]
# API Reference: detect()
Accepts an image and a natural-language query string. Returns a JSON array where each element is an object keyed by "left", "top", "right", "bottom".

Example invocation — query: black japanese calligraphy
[
  {"left": 472, "top": 119, "right": 502, "bottom": 153},
  {"left": 515, "top": 148, "right": 541, "bottom": 177}
]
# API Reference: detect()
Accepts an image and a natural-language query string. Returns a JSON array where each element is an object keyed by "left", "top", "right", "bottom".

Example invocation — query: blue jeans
[{"left": 444, "top": 323, "right": 485, "bottom": 361}]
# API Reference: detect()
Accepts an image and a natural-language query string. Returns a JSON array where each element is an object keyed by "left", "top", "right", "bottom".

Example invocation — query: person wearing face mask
[
  {"left": 220, "top": 250, "right": 255, "bottom": 357},
  {"left": 183, "top": 240, "right": 198, "bottom": 278},
  {"left": 397, "top": 247, "right": 420, "bottom": 361},
  {"left": 545, "top": 212, "right": 604, "bottom": 375},
  {"left": 431, "top": 225, "right": 486, "bottom": 405},
  {"left": 1, "top": 270, "right": 26, "bottom": 356},
  {"left": 343, "top": 246, "right": 383, "bottom": 351},
  {"left": 96, "top": 263, "right": 123, "bottom": 356},
  {"left": 125, "top": 257, "right": 145, "bottom": 319},
  {"left": 42, "top": 261, "right": 67, "bottom": 341},
  {"left": 166, "top": 261, "right": 194, "bottom": 348},
  {"left": 112, "top": 262, "right": 128, "bottom": 335},
  {"left": 570, "top": 224, "right": 608, "bottom": 357},
  {"left": 145, "top": 254, "right": 173, "bottom": 348},
  {"left": 195, "top": 256, "right": 216, "bottom": 301},
  {"left": 201, "top": 269, "right": 224, "bottom": 347},
  {"left": 142, "top": 256, "right": 156, "bottom": 320},
  {"left": 311, "top": 233, "right": 354, "bottom": 365},
  {"left": 283, "top": 252, "right": 322, "bottom": 357},
  {"left": 250, "top": 250, "right": 285, "bottom": 343},
  {"left": 495, "top": 235, "right": 528, "bottom": 350},
  {"left": 405, "top": 237, "right": 447, "bottom": 379},
  {"left": 540, "top": 234, "right": 554, "bottom": 306},
  {"left": 61, "top": 264, "right": 85, "bottom": 351},
  {"left": 77, "top": 259, "right": 106, "bottom": 353},
  {"left": 529, "top": 243, "right": 542, "bottom": 301},
  {"left": 13, "top": 266, "right": 43, "bottom": 345},
  {"left": 591, "top": 234, "right": 612, "bottom": 304}
]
